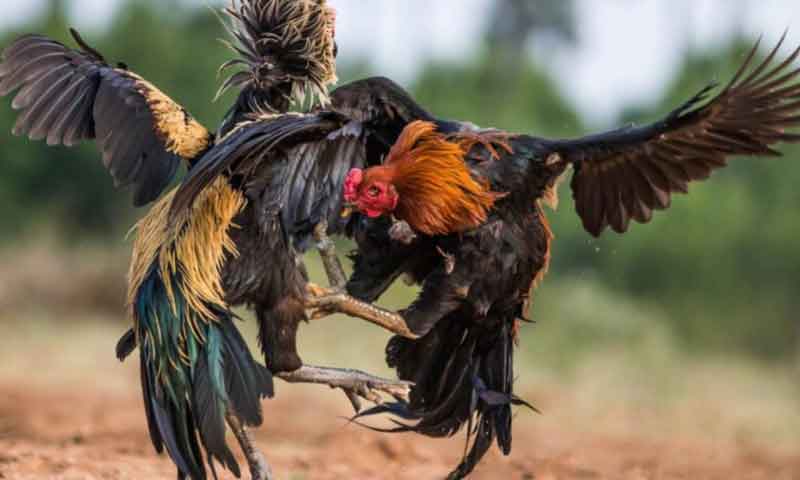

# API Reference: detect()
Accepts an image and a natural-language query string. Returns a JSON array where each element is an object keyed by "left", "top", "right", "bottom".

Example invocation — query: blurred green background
[
  {"left": 2, "top": 4, "right": 798, "bottom": 478},
  {"left": 0, "top": 0, "right": 798, "bottom": 373}
]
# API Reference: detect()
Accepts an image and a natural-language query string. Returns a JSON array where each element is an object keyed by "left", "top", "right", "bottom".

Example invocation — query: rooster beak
[{"left": 341, "top": 205, "right": 354, "bottom": 218}]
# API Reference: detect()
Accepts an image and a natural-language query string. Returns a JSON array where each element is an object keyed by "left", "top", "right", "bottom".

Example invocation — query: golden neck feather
[{"left": 384, "top": 121, "right": 500, "bottom": 236}]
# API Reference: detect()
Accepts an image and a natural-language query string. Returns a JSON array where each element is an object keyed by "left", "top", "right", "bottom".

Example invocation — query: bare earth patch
[
  {"left": 0, "top": 317, "right": 797, "bottom": 479},
  {"left": 0, "top": 378, "right": 797, "bottom": 480}
]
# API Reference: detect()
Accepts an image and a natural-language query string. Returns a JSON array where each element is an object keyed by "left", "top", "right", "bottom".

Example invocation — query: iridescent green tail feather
[
  {"left": 120, "top": 179, "right": 271, "bottom": 479},
  {"left": 134, "top": 266, "right": 273, "bottom": 480}
]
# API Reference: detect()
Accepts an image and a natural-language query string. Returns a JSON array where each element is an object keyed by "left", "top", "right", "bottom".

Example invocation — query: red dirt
[{"left": 0, "top": 377, "right": 797, "bottom": 480}]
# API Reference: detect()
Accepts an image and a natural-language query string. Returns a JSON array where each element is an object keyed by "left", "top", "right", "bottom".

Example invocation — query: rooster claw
[
  {"left": 306, "top": 282, "right": 338, "bottom": 298},
  {"left": 305, "top": 283, "right": 346, "bottom": 320},
  {"left": 278, "top": 365, "right": 412, "bottom": 413},
  {"left": 336, "top": 376, "right": 413, "bottom": 413}
]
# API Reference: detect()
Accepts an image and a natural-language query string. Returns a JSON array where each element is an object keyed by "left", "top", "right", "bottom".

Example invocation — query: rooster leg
[
  {"left": 277, "top": 365, "right": 412, "bottom": 412},
  {"left": 313, "top": 221, "right": 347, "bottom": 289},
  {"left": 305, "top": 286, "right": 420, "bottom": 340},
  {"left": 226, "top": 411, "right": 274, "bottom": 480},
  {"left": 309, "top": 222, "right": 420, "bottom": 340}
]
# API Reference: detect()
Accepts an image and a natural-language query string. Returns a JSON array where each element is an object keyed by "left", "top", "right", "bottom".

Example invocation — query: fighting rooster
[
  {"left": 0, "top": 1, "right": 409, "bottom": 479},
  {"left": 172, "top": 36, "right": 800, "bottom": 478}
]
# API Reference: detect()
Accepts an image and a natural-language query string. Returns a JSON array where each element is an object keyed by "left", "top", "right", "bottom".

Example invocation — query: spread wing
[
  {"left": 0, "top": 29, "right": 212, "bottom": 206},
  {"left": 172, "top": 76, "right": 434, "bottom": 248},
  {"left": 548, "top": 35, "right": 800, "bottom": 237}
]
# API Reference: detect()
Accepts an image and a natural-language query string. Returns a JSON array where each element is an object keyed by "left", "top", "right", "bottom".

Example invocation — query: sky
[{"left": 2, "top": 0, "right": 800, "bottom": 125}]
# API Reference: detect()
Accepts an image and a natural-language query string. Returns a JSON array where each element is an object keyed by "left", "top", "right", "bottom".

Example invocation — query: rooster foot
[{"left": 277, "top": 365, "right": 412, "bottom": 413}]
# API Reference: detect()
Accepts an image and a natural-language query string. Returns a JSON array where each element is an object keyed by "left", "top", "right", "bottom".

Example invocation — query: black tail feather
[
  {"left": 116, "top": 328, "right": 136, "bottom": 361},
  {"left": 365, "top": 317, "right": 528, "bottom": 479},
  {"left": 137, "top": 308, "right": 273, "bottom": 479},
  {"left": 353, "top": 402, "right": 422, "bottom": 423},
  {"left": 141, "top": 343, "right": 204, "bottom": 479},
  {"left": 139, "top": 348, "right": 164, "bottom": 455},
  {"left": 193, "top": 353, "right": 240, "bottom": 478},
  {"left": 220, "top": 318, "right": 275, "bottom": 425}
]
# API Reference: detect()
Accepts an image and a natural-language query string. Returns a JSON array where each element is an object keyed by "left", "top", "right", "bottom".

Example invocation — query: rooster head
[
  {"left": 344, "top": 167, "right": 399, "bottom": 218},
  {"left": 343, "top": 121, "right": 500, "bottom": 236}
]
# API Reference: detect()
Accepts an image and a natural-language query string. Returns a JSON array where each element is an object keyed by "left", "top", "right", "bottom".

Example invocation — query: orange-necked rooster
[{"left": 171, "top": 35, "right": 800, "bottom": 479}]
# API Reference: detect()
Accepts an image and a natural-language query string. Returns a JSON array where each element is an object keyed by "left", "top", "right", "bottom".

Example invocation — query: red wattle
[{"left": 364, "top": 208, "right": 383, "bottom": 218}]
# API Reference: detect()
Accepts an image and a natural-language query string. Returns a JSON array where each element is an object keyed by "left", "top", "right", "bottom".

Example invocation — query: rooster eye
[{"left": 367, "top": 186, "right": 380, "bottom": 197}]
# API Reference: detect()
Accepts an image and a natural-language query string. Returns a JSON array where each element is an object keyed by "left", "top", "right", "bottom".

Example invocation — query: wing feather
[
  {"left": 625, "top": 162, "right": 656, "bottom": 218},
  {"left": 32, "top": 74, "right": 85, "bottom": 142},
  {"left": 553, "top": 36, "right": 800, "bottom": 236},
  {"left": 0, "top": 30, "right": 212, "bottom": 206}
]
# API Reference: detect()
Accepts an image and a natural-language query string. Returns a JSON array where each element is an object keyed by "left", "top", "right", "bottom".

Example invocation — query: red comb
[{"left": 343, "top": 168, "right": 363, "bottom": 202}]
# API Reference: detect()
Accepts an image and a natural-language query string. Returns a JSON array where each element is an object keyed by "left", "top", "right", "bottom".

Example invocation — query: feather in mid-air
[{"left": 170, "top": 33, "right": 800, "bottom": 478}]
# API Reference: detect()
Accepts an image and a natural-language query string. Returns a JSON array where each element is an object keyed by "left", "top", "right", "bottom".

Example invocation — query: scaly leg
[
  {"left": 304, "top": 222, "right": 416, "bottom": 408},
  {"left": 309, "top": 222, "right": 420, "bottom": 340},
  {"left": 305, "top": 283, "right": 420, "bottom": 340},
  {"left": 314, "top": 221, "right": 348, "bottom": 289},
  {"left": 277, "top": 365, "right": 412, "bottom": 412},
  {"left": 227, "top": 368, "right": 408, "bottom": 473},
  {"left": 226, "top": 411, "right": 274, "bottom": 480}
]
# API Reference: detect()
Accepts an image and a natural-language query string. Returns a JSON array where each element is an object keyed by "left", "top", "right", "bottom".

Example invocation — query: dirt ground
[
  {"left": 0, "top": 317, "right": 798, "bottom": 480},
  {"left": 0, "top": 378, "right": 797, "bottom": 480}
]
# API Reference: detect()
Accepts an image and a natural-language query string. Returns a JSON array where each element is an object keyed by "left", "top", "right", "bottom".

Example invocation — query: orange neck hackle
[{"left": 380, "top": 121, "right": 502, "bottom": 236}]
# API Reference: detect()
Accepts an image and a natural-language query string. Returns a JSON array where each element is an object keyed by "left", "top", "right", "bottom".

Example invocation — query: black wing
[
  {"left": 173, "top": 76, "right": 435, "bottom": 248},
  {"left": 0, "top": 30, "right": 212, "bottom": 206},
  {"left": 546, "top": 35, "right": 800, "bottom": 236}
]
